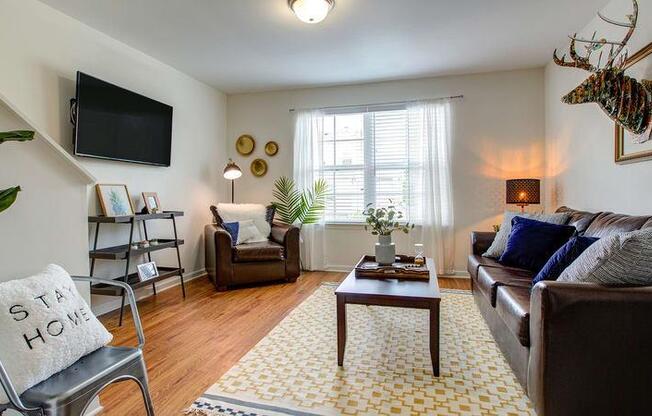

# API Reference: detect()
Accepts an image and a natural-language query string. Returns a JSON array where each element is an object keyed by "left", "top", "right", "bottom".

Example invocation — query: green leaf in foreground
[
  {"left": 0, "top": 186, "right": 21, "bottom": 213},
  {"left": 0, "top": 130, "right": 35, "bottom": 144}
]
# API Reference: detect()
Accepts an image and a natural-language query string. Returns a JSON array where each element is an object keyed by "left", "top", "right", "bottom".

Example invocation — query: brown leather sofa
[
  {"left": 205, "top": 207, "right": 300, "bottom": 291},
  {"left": 469, "top": 206, "right": 652, "bottom": 416}
]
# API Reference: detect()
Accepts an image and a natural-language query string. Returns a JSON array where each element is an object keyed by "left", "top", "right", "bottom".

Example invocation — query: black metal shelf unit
[{"left": 88, "top": 211, "right": 185, "bottom": 325}]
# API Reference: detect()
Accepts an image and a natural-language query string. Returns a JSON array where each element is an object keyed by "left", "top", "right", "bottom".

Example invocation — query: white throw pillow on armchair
[
  {"left": 217, "top": 203, "right": 271, "bottom": 239},
  {"left": 0, "top": 264, "right": 113, "bottom": 404},
  {"left": 236, "top": 219, "right": 269, "bottom": 244}
]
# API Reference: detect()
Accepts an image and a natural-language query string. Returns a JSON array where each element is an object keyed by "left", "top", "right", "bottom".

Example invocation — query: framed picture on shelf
[
  {"left": 142, "top": 192, "right": 162, "bottom": 214},
  {"left": 137, "top": 261, "right": 159, "bottom": 282},
  {"left": 615, "top": 42, "right": 652, "bottom": 164},
  {"left": 96, "top": 184, "right": 134, "bottom": 217}
]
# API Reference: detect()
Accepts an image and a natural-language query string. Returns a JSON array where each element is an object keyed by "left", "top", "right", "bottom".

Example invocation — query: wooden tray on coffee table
[{"left": 354, "top": 255, "right": 430, "bottom": 280}]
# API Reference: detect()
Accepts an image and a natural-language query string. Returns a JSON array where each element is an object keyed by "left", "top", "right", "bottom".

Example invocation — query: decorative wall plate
[
  {"left": 236, "top": 134, "right": 255, "bottom": 155},
  {"left": 250, "top": 158, "right": 268, "bottom": 177},
  {"left": 265, "top": 141, "right": 279, "bottom": 156}
]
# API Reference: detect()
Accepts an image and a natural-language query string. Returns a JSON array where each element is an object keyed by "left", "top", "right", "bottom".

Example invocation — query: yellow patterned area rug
[{"left": 186, "top": 284, "right": 534, "bottom": 416}]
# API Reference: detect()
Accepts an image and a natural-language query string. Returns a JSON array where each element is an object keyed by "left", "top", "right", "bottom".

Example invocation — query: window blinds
[{"left": 321, "top": 106, "right": 422, "bottom": 223}]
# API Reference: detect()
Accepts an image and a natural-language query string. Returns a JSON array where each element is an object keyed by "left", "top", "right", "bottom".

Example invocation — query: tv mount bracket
[{"left": 69, "top": 98, "right": 77, "bottom": 126}]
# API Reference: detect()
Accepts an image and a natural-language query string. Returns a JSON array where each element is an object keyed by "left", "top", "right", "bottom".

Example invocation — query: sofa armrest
[
  {"left": 528, "top": 281, "right": 652, "bottom": 416},
  {"left": 271, "top": 223, "right": 301, "bottom": 279},
  {"left": 204, "top": 224, "right": 234, "bottom": 289},
  {"left": 470, "top": 231, "right": 496, "bottom": 255}
]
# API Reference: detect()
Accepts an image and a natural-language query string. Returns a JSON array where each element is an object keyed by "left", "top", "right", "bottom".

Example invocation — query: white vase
[{"left": 375, "top": 234, "right": 396, "bottom": 265}]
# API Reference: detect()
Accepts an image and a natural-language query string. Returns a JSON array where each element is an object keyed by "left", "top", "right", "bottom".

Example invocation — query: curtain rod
[{"left": 288, "top": 94, "right": 463, "bottom": 113}]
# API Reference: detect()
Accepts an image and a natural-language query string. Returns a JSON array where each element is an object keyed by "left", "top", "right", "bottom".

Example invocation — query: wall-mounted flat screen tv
[{"left": 73, "top": 72, "right": 173, "bottom": 166}]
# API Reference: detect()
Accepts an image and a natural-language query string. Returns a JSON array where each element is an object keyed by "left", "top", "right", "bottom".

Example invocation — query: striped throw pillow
[{"left": 558, "top": 228, "right": 652, "bottom": 285}]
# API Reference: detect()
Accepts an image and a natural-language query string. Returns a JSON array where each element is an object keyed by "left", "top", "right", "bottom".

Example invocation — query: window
[{"left": 320, "top": 106, "right": 422, "bottom": 223}]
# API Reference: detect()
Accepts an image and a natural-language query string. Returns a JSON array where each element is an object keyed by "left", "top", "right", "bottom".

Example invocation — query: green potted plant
[
  {"left": 271, "top": 176, "right": 329, "bottom": 229},
  {"left": 272, "top": 176, "right": 329, "bottom": 270},
  {"left": 0, "top": 130, "right": 34, "bottom": 214},
  {"left": 363, "top": 201, "right": 414, "bottom": 265}
]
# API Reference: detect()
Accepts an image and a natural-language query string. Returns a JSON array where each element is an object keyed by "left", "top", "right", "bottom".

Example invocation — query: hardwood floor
[{"left": 97, "top": 272, "right": 470, "bottom": 415}]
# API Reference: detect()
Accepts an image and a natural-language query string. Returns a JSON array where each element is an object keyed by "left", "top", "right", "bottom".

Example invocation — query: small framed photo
[
  {"left": 142, "top": 192, "right": 162, "bottom": 214},
  {"left": 137, "top": 261, "right": 159, "bottom": 282},
  {"left": 96, "top": 184, "right": 135, "bottom": 217}
]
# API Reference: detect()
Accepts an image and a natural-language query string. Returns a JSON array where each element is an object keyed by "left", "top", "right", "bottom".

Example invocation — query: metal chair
[{"left": 0, "top": 277, "right": 155, "bottom": 416}]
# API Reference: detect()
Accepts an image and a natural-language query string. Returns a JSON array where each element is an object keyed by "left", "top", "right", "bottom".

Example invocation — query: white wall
[
  {"left": 0, "top": 0, "right": 228, "bottom": 314},
  {"left": 0, "top": 104, "right": 90, "bottom": 289},
  {"left": 545, "top": 0, "right": 651, "bottom": 215},
  {"left": 227, "top": 69, "right": 545, "bottom": 273}
]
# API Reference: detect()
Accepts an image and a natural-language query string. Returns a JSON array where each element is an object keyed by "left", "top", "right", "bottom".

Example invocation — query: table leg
[
  {"left": 337, "top": 295, "right": 346, "bottom": 366},
  {"left": 430, "top": 303, "right": 440, "bottom": 376}
]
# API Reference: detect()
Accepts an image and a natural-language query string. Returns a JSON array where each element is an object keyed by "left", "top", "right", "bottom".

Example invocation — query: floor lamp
[
  {"left": 506, "top": 179, "right": 540, "bottom": 213},
  {"left": 223, "top": 159, "right": 242, "bottom": 203}
]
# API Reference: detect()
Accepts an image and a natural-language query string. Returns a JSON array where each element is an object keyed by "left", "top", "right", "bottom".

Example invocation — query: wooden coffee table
[{"left": 335, "top": 258, "right": 441, "bottom": 376}]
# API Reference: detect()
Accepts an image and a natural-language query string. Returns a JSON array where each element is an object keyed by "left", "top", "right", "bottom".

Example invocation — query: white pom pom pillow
[{"left": 0, "top": 265, "right": 113, "bottom": 404}]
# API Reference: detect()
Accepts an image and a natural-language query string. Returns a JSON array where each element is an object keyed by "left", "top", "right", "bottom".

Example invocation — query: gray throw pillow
[
  {"left": 483, "top": 211, "right": 570, "bottom": 258},
  {"left": 558, "top": 228, "right": 652, "bottom": 285}
]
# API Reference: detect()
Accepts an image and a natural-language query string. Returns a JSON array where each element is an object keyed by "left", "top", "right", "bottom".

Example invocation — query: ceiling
[{"left": 40, "top": 0, "right": 610, "bottom": 94}]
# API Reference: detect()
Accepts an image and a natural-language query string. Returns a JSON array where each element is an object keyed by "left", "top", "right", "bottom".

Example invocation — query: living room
[{"left": 0, "top": 0, "right": 650, "bottom": 415}]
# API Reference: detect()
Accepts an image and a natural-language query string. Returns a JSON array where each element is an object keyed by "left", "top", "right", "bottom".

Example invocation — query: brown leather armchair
[{"left": 205, "top": 206, "right": 300, "bottom": 291}]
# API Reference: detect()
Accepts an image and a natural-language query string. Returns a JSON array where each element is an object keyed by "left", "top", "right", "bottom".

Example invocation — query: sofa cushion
[
  {"left": 499, "top": 217, "right": 576, "bottom": 272},
  {"left": 495, "top": 286, "right": 531, "bottom": 347},
  {"left": 641, "top": 217, "right": 652, "bottom": 230},
  {"left": 232, "top": 241, "right": 285, "bottom": 263},
  {"left": 556, "top": 206, "right": 600, "bottom": 235},
  {"left": 584, "top": 212, "right": 650, "bottom": 238},
  {"left": 476, "top": 266, "right": 533, "bottom": 307},
  {"left": 467, "top": 255, "right": 503, "bottom": 281}
]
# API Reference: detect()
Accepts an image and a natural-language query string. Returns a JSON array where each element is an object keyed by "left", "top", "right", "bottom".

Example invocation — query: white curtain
[
  {"left": 408, "top": 100, "right": 455, "bottom": 275},
  {"left": 293, "top": 110, "right": 326, "bottom": 270}
]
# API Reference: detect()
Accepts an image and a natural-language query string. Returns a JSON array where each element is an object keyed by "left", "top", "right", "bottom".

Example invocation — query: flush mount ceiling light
[{"left": 288, "top": 0, "right": 335, "bottom": 24}]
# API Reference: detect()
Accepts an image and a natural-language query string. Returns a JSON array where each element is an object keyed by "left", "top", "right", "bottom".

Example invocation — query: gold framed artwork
[
  {"left": 96, "top": 184, "right": 135, "bottom": 217},
  {"left": 615, "top": 42, "right": 652, "bottom": 164},
  {"left": 250, "top": 158, "right": 268, "bottom": 177},
  {"left": 142, "top": 192, "right": 162, "bottom": 214},
  {"left": 236, "top": 134, "right": 255, "bottom": 155},
  {"left": 265, "top": 140, "right": 279, "bottom": 156}
]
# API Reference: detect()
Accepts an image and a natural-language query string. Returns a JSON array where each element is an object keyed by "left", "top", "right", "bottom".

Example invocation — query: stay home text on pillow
[{"left": 0, "top": 264, "right": 112, "bottom": 404}]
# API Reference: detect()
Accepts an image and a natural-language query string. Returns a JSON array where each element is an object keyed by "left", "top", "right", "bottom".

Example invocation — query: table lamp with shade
[
  {"left": 506, "top": 179, "right": 540, "bottom": 213},
  {"left": 223, "top": 159, "right": 242, "bottom": 203}
]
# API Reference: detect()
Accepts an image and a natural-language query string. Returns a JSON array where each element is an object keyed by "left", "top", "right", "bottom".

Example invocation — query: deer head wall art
[{"left": 553, "top": 0, "right": 651, "bottom": 143}]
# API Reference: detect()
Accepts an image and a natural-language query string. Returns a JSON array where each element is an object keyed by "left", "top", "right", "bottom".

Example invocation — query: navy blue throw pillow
[
  {"left": 222, "top": 221, "right": 239, "bottom": 246},
  {"left": 499, "top": 216, "right": 576, "bottom": 272},
  {"left": 532, "top": 236, "right": 599, "bottom": 285}
]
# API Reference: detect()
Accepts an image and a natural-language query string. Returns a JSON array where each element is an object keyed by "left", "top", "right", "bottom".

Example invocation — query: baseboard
[
  {"left": 324, "top": 264, "right": 470, "bottom": 279},
  {"left": 92, "top": 269, "right": 207, "bottom": 317},
  {"left": 441, "top": 270, "right": 470, "bottom": 279},
  {"left": 323, "top": 264, "right": 353, "bottom": 272}
]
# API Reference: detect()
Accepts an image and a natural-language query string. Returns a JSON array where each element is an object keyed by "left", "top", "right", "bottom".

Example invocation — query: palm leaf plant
[
  {"left": 1, "top": 130, "right": 35, "bottom": 214},
  {"left": 272, "top": 176, "right": 329, "bottom": 229}
]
